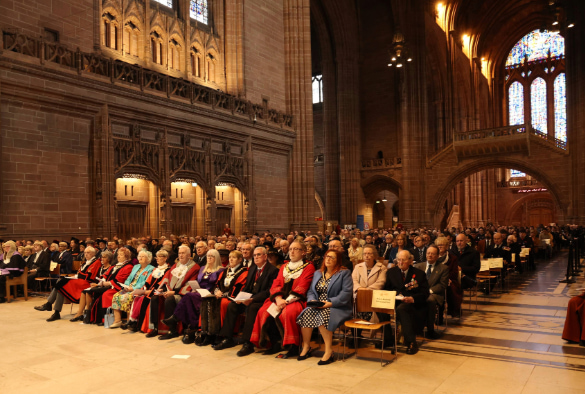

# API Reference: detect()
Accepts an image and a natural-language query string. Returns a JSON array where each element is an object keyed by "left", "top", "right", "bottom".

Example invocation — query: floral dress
[
  {"left": 111, "top": 266, "right": 147, "bottom": 312},
  {"left": 297, "top": 275, "right": 331, "bottom": 328}
]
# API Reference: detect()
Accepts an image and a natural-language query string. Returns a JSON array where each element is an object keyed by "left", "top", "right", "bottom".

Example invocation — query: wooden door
[
  {"left": 117, "top": 204, "right": 146, "bottom": 240},
  {"left": 216, "top": 207, "right": 232, "bottom": 236},
  {"left": 529, "top": 208, "right": 554, "bottom": 227},
  {"left": 173, "top": 206, "right": 193, "bottom": 236}
]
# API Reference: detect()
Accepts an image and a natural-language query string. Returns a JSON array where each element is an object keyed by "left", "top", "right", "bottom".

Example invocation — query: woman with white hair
[
  {"left": 108, "top": 250, "right": 155, "bottom": 328},
  {"left": 163, "top": 249, "right": 226, "bottom": 344},
  {"left": 34, "top": 246, "right": 102, "bottom": 320},
  {"left": 0, "top": 241, "right": 27, "bottom": 303}
]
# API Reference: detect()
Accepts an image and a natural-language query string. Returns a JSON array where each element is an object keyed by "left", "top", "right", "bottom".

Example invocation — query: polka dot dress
[{"left": 297, "top": 275, "right": 331, "bottom": 328}]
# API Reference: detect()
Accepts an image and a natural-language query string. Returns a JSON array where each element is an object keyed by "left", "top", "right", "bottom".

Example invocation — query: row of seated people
[{"left": 34, "top": 240, "right": 457, "bottom": 358}]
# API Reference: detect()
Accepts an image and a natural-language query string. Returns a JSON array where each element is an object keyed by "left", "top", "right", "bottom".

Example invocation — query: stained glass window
[
  {"left": 154, "top": 0, "right": 173, "bottom": 8},
  {"left": 508, "top": 82, "right": 524, "bottom": 126},
  {"left": 506, "top": 30, "right": 564, "bottom": 67},
  {"left": 190, "top": 0, "right": 208, "bottom": 24},
  {"left": 511, "top": 169, "right": 526, "bottom": 178},
  {"left": 312, "top": 75, "right": 323, "bottom": 104},
  {"left": 531, "top": 78, "right": 547, "bottom": 134},
  {"left": 554, "top": 73, "right": 567, "bottom": 143}
]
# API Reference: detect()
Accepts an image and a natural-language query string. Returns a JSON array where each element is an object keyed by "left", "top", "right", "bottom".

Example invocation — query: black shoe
[
  {"left": 427, "top": 330, "right": 441, "bottom": 340},
  {"left": 281, "top": 345, "right": 299, "bottom": 359},
  {"left": 162, "top": 315, "right": 178, "bottom": 327},
  {"left": 145, "top": 329, "right": 159, "bottom": 338},
  {"left": 158, "top": 331, "right": 179, "bottom": 340},
  {"left": 182, "top": 331, "right": 196, "bottom": 345},
  {"left": 35, "top": 303, "right": 52, "bottom": 311},
  {"left": 263, "top": 344, "right": 282, "bottom": 355},
  {"left": 70, "top": 315, "right": 83, "bottom": 322},
  {"left": 317, "top": 354, "right": 335, "bottom": 365},
  {"left": 83, "top": 311, "right": 90, "bottom": 324},
  {"left": 97, "top": 321, "right": 104, "bottom": 327},
  {"left": 121, "top": 322, "right": 130, "bottom": 330},
  {"left": 46, "top": 312, "right": 61, "bottom": 322},
  {"left": 213, "top": 338, "right": 236, "bottom": 351},
  {"left": 200, "top": 334, "right": 215, "bottom": 346},
  {"left": 375, "top": 337, "right": 395, "bottom": 349},
  {"left": 237, "top": 343, "right": 255, "bottom": 357},
  {"left": 297, "top": 347, "right": 313, "bottom": 361},
  {"left": 405, "top": 342, "right": 419, "bottom": 355},
  {"left": 194, "top": 332, "right": 206, "bottom": 346}
]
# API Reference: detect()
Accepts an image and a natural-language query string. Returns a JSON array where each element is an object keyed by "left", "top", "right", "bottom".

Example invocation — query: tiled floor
[{"left": 3, "top": 253, "right": 585, "bottom": 394}]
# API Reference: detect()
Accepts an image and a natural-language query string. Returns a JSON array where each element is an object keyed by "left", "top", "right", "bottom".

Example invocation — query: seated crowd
[{"left": 0, "top": 223, "right": 577, "bottom": 360}]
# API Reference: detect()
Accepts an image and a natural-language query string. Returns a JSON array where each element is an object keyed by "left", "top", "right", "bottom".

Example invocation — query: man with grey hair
[
  {"left": 382, "top": 250, "right": 429, "bottom": 355},
  {"left": 27, "top": 241, "right": 51, "bottom": 289},
  {"left": 213, "top": 246, "right": 279, "bottom": 355},
  {"left": 414, "top": 245, "right": 448, "bottom": 339},
  {"left": 193, "top": 241, "right": 208, "bottom": 266},
  {"left": 35, "top": 246, "right": 101, "bottom": 322},
  {"left": 278, "top": 240, "right": 290, "bottom": 261}
]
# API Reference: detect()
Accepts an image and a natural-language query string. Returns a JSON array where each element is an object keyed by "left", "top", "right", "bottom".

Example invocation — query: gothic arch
[
  {"left": 361, "top": 175, "right": 402, "bottom": 201},
  {"left": 430, "top": 158, "right": 566, "bottom": 227},
  {"left": 504, "top": 193, "right": 555, "bottom": 224}
]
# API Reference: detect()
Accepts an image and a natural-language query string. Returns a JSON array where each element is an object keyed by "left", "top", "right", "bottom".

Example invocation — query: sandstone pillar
[{"left": 284, "top": 0, "right": 317, "bottom": 231}]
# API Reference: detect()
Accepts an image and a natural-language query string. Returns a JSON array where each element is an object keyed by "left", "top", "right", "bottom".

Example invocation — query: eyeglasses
[
  {"left": 324, "top": 255, "right": 336, "bottom": 260},
  {"left": 253, "top": 253, "right": 263, "bottom": 257},
  {"left": 290, "top": 247, "right": 303, "bottom": 252}
]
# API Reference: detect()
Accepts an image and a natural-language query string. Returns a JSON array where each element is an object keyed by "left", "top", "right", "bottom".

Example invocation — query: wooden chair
[
  {"left": 35, "top": 263, "right": 61, "bottom": 292},
  {"left": 72, "top": 260, "right": 81, "bottom": 273},
  {"left": 343, "top": 289, "right": 397, "bottom": 366},
  {"left": 5, "top": 267, "right": 29, "bottom": 302}
]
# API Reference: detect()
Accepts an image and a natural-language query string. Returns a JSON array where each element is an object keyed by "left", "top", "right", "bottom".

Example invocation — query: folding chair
[
  {"left": 35, "top": 264, "right": 61, "bottom": 292},
  {"left": 343, "top": 289, "right": 397, "bottom": 366}
]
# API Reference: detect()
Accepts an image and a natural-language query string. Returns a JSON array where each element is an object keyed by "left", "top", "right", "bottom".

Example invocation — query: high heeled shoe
[
  {"left": 70, "top": 315, "right": 83, "bottom": 322},
  {"left": 317, "top": 354, "right": 335, "bottom": 365},
  {"left": 297, "top": 347, "right": 313, "bottom": 361}
]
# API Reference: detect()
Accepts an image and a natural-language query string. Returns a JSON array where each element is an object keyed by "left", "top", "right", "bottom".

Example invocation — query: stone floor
[{"left": 2, "top": 253, "right": 585, "bottom": 394}]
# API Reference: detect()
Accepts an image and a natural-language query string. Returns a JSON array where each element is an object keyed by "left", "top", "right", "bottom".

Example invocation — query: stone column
[
  {"left": 90, "top": 105, "right": 116, "bottom": 238},
  {"left": 284, "top": 0, "right": 317, "bottom": 231},
  {"left": 393, "top": 0, "right": 429, "bottom": 227}
]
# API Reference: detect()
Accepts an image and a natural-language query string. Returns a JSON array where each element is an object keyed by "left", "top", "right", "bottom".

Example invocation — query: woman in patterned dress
[
  {"left": 109, "top": 250, "right": 155, "bottom": 328},
  {"left": 297, "top": 249, "right": 353, "bottom": 365}
]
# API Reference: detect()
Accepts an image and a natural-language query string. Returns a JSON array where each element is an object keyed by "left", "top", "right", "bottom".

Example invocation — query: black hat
[
  {"left": 80, "top": 241, "right": 87, "bottom": 247},
  {"left": 267, "top": 248, "right": 279, "bottom": 255},
  {"left": 97, "top": 239, "right": 106, "bottom": 245},
  {"left": 218, "top": 249, "right": 230, "bottom": 257},
  {"left": 71, "top": 237, "right": 80, "bottom": 244}
]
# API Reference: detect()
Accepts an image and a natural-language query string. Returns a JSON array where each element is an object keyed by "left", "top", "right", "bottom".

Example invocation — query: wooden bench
[{"left": 6, "top": 267, "right": 29, "bottom": 302}]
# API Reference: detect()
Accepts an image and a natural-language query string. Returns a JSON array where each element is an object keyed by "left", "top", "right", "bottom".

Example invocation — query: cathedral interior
[
  {"left": 1, "top": 0, "right": 583, "bottom": 240},
  {"left": 3, "top": 1, "right": 585, "bottom": 393}
]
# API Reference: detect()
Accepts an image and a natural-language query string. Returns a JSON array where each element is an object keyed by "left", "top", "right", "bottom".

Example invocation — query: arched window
[
  {"left": 312, "top": 75, "right": 323, "bottom": 104},
  {"left": 508, "top": 81, "right": 524, "bottom": 125},
  {"left": 531, "top": 77, "right": 547, "bottom": 134},
  {"left": 191, "top": 47, "right": 201, "bottom": 77},
  {"left": 505, "top": 30, "right": 566, "bottom": 144},
  {"left": 190, "top": 0, "right": 208, "bottom": 24}
]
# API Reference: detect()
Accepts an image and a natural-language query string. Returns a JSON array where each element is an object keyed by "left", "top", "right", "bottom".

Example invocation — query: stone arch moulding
[
  {"left": 430, "top": 158, "right": 567, "bottom": 227},
  {"left": 361, "top": 175, "right": 402, "bottom": 200},
  {"left": 315, "top": 191, "right": 325, "bottom": 220},
  {"left": 504, "top": 193, "right": 555, "bottom": 224},
  {"left": 114, "top": 166, "right": 160, "bottom": 187},
  {"left": 171, "top": 171, "right": 208, "bottom": 192}
]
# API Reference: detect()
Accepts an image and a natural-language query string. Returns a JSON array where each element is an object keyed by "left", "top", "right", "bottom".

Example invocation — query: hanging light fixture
[
  {"left": 388, "top": 29, "right": 411, "bottom": 68},
  {"left": 382, "top": 192, "right": 387, "bottom": 202}
]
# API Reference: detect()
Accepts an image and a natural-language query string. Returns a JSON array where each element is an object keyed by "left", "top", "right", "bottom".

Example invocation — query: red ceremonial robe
[
  {"left": 58, "top": 258, "right": 102, "bottom": 303},
  {"left": 142, "top": 261, "right": 200, "bottom": 334},
  {"left": 250, "top": 261, "right": 315, "bottom": 347},
  {"left": 562, "top": 294, "right": 585, "bottom": 342},
  {"left": 101, "top": 262, "right": 135, "bottom": 308}
]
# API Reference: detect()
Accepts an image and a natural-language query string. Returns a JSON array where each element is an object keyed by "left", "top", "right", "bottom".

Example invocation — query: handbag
[{"left": 104, "top": 307, "right": 115, "bottom": 328}]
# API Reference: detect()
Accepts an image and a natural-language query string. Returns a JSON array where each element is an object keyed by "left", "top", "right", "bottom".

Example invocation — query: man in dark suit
[
  {"left": 410, "top": 236, "right": 428, "bottom": 263},
  {"left": 517, "top": 229, "right": 535, "bottom": 270},
  {"left": 455, "top": 234, "right": 480, "bottom": 290},
  {"left": 213, "top": 246, "right": 279, "bottom": 356},
  {"left": 57, "top": 242, "right": 74, "bottom": 274},
  {"left": 27, "top": 241, "right": 51, "bottom": 289},
  {"left": 378, "top": 234, "right": 394, "bottom": 260},
  {"left": 383, "top": 250, "right": 429, "bottom": 355},
  {"left": 484, "top": 232, "right": 511, "bottom": 262},
  {"left": 414, "top": 245, "right": 449, "bottom": 339},
  {"left": 476, "top": 230, "right": 493, "bottom": 255},
  {"left": 192, "top": 241, "right": 207, "bottom": 266}
]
